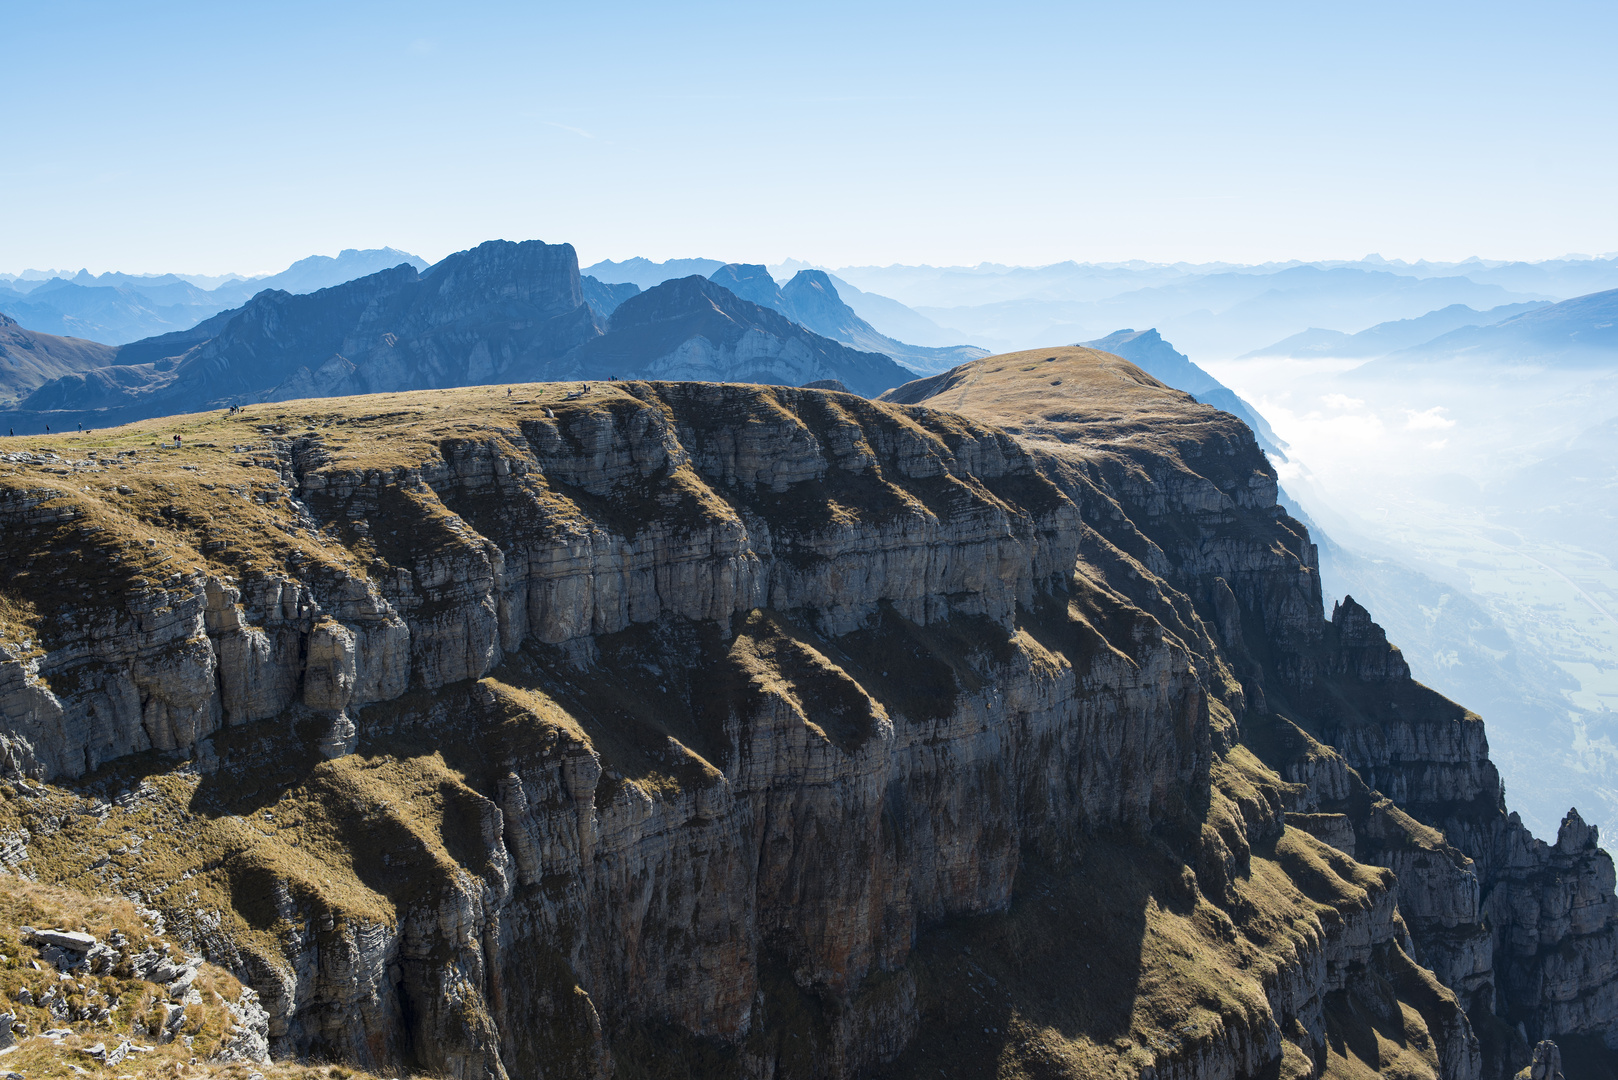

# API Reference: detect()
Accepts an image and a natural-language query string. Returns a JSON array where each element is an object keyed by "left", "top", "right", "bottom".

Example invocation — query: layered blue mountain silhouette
[
  {"left": 0, "top": 248, "right": 429, "bottom": 345},
  {"left": 2, "top": 241, "right": 918, "bottom": 430}
]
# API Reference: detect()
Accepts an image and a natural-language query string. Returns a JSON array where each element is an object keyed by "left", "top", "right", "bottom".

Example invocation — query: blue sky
[{"left": 7, "top": 1, "right": 1617, "bottom": 273}]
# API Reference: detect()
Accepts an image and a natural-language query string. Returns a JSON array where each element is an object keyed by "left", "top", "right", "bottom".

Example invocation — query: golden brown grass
[
  {"left": 0, "top": 874, "right": 417, "bottom": 1080},
  {"left": 878, "top": 346, "right": 1241, "bottom": 452},
  {"left": 0, "top": 875, "right": 251, "bottom": 1080}
]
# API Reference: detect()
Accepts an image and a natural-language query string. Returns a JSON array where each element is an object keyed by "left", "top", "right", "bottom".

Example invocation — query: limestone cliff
[
  {"left": 884, "top": 347, "right": 1618, "bottom": 1077},
  {"left": 0, "top": 356, "right": 1611, "bottom": 1078}
]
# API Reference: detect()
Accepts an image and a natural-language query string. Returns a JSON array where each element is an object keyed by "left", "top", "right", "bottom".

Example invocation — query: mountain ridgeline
[
  {"left": 3, "top": 241, "right": 921, "bottom": 429},
  {"left": 0, "top": 248, "right": 431, "bottom": 347},
  {"left": 707, "top": 263, "right": 988, "bottom": 373},
  {"left": 0, "top": 312, "right": 117, "bottom": 404},
  {"left": 0, "top": 349, "right": 1614, "bottom": 1079}
]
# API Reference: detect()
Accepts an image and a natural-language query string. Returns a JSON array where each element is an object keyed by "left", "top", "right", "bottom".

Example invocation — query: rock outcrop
[{"left": 0, "top": 353, "right": 1613, "bottom": 1078}]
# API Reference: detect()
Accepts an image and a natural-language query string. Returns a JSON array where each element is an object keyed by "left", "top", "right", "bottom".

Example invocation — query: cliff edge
[{"left": 0, "top": 356, "right": 1610, "bottom": 1078}]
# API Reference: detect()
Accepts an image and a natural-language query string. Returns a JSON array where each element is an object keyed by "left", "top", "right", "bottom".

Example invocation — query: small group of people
[{"left": 225, "top": 404, "right": 244, "bottom": 415}]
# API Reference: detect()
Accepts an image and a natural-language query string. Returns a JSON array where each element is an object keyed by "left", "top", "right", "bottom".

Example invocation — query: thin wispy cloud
[{"left": 544, "top": 121, "right": 596, "bottom": 140}]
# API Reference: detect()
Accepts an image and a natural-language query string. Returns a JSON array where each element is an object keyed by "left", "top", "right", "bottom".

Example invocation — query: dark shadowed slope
[
  {"left": 0, "top": 313, "right": 117, "bottom": 404},
  {"left": 569, "top": 275, "right": 915, "bottom": 396}
]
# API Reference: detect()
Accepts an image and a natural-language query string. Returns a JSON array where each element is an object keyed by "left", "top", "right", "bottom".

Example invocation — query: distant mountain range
[
  {"left": 580, "top": 257, "right": 727, "bottom": 290},
  {"left": 1, "top": 241, "right": 915, "bottom": 430},
  {"left": 0, "top": 248, "right": 428, "bottom": 345},
  {"left": 829, "top": 254, "right": 1618, "bottom": 309},
  {"left": 1373, "top": 287, "right": 1618, "bottom": 368},
  {"left": 0, "top": 313, "right": 117, "bottom": 405},
  {"left": 15, "top": 249, "right": 1618, "bottom": 363},
  {"left": 776, "top": 255, "right": 1618, "bottom": 358},
  {"left": 1241, "top": 301, "right": 1550, "bottom": 359},
  {"left": 905, "top": 265, "right": 1545, "bottom": 357}
]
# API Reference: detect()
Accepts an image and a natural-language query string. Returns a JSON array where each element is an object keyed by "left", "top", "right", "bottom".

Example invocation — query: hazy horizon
[{"left": 10, "top": 246, "right": 1618, "bottom": 285}]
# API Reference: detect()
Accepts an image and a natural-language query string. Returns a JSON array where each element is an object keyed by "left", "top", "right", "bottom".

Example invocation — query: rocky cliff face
[
  {"left": 0, "top": 355, "right": 1613, "bottom": 1078},
  {"left": 885, "top": 346, "right": 1618, "bottom": 1076}
]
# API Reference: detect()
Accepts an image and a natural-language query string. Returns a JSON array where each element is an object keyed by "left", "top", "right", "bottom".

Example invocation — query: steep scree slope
[{"left": 0, "top": 366, "right": 1610, "bottom": 1079}]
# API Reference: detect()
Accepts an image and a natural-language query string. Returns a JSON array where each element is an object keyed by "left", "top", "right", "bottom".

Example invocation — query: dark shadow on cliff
[{"left": 868, "top": 839, "right": 1168, "bottom": 1080}]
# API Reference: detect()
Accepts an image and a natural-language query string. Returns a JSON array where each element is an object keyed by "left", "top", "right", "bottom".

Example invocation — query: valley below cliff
[{"left": 0, "top": 355, "right": 1614, "bottom": 1080}]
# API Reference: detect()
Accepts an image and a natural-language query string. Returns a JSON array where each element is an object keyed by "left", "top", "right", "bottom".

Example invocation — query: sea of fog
[{"left": 1200, "top": 354, "right": 1618, "bottom": 846}]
